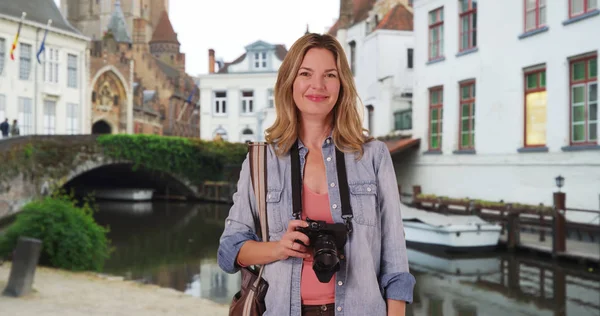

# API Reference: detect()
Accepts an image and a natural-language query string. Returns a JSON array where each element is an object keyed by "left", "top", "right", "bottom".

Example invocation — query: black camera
[{"left": 295, "top": 218, "right": 348, "bottom": 283}]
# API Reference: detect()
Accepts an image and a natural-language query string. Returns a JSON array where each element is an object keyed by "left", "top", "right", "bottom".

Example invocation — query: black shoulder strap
[{"left": 290, "top": 139, "right": 353, "bottom": 232}]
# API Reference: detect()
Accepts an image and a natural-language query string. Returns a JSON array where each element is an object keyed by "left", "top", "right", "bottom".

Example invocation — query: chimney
[
  {"left": 339, "top": 0, "right": 353, "bottom": 29},
  {"left": 208, "top": 49, "right": 215, "bottom": 74}
]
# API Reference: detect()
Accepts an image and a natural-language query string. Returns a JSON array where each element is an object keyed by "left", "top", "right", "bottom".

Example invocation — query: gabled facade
[
  {"left": 406, "top": 0, "right": 599, "bottom": 212},
  {"left": 329, "top": 0, "right": 415, "bottom": 140},
  {"left": 0, "top": 0, "right": 90, "bottom": 137},
  {"left": 198, "top": 40, "right": 288, "bottom": 143}
]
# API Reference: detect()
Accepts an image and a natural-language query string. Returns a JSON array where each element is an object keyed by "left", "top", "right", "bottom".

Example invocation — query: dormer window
[{"left": 254, "top": 52, "right": 267, "bottom": 69}]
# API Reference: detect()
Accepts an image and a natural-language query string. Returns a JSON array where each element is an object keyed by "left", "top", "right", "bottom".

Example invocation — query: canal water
[{"left": 92, "top": 201, "right": 600, "bottom": 316}]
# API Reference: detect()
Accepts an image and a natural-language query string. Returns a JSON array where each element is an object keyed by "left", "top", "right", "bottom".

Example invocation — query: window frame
[
  {"left": 267, "top": 89, "right": 274, "bottom": 108},
  {"left": 569, "top": 0, "right": 598, "bottom": 18},
  {"left": 241, "top": 90, "right": 254, "bottom": 114},
  {"left": 458, "top": 80, "right": 476, "bottom": 150},
  {"left": 66, "top": 103, "right": 79, "bottom": 135},
  {"left": 407, "top": 48, "right": 414, "bottom": 69},
  {"left": 394, "top": 109, "right": 412, "bottom": 131},
  {"left": 44, "top": 47, "right": 60, "bottom": 84},
  {"left": 67, "top": 54, "right": 78, "bottom": 88},
  {"left": 428, "top": 7, "right": 444, "bottom": 61},
  {"left": 0, "top": 38, "right": 5, "bottom": 76},
  {"left": 43, "top": 100, "right": 56, "bottom": 135},
  {"left": 569, "top": 54, "right": 597, "bottom": 145},
  {"left": 428, "top": 86, "right": 444, "bottom": 151},
  {"left": 214, "top": 91, "right": 227, "bottom": 115},
  {"left": 254, "top": 52, "right": 267, "bottom": 69},
  {"left": 523, "top": 67, "right": 547, "bottom": 147},
  {"left": 19, "top": 43, "right": 32, "bottom": 81},
  {"left": 458, "top": 0, "right": 477, "bottom": 52},
  {"left": 18, "top": 97, "right": 33, "bottom": 135},
  {"left": 524, "top": 0, "right": 547, "bottom": 32},
  {"left": 349, "top": 41, "right": 356, "bottom": 75}
]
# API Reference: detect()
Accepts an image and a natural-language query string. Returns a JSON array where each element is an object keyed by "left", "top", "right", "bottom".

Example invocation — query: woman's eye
[
  {"left": 327, "top": 73, "right": 337, "bottom": 78},
  {"left": 299, "top": 72, "right": 309, "bottom": 76}
]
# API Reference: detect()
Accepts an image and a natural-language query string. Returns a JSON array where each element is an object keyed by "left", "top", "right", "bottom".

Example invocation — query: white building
[
  {"left": 198, "top": 41, "right": 288, "bottom": 143},
  {"left": 403, "top": 0, "right": 599, "bottom": 211},
  {"left": 0, "top": 0, "right": 90, "bottom": 137},
  {"left": 330, "top": 0, "right": 415, "bottom": 138}
]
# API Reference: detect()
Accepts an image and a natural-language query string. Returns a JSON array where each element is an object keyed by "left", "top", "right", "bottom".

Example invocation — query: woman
[{"left": 217, "top": 33, "right": 415, "bottom": 316}]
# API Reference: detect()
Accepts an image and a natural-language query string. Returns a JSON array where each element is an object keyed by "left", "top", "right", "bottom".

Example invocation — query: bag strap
[{"left": 248, "top": 142, "right": 269, "bottom": 280}]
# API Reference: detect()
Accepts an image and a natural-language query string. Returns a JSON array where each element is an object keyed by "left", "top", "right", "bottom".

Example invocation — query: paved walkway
[{"left": 0, "top": 262, "right": 229, "bottom": 316}]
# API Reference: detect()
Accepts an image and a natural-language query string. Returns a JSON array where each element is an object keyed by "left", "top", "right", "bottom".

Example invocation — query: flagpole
[
  {"left": 36, "top": 19, "right": 52, "bottom": 65},
  {"left": 10, "top": 12, "right": 27, "bottom": 61}
]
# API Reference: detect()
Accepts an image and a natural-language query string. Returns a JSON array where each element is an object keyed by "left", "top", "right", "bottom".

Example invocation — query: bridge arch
[{"left": 60, "top": 158, "right": 200, "bottom": 200}]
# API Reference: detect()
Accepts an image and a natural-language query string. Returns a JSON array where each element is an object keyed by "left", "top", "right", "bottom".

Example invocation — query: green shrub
[{"left": 0, "top": 192, "right": 111, "bottom": 272}]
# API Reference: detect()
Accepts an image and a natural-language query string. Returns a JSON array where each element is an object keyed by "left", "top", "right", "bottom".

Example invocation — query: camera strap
[{"left": 290, "top": 138, "right": 353, "bottom": 233}]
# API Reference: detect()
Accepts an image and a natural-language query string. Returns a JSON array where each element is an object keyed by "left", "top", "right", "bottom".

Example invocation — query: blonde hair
[{"left": 264, "top": 33, "right": 372, "bottom": 158}]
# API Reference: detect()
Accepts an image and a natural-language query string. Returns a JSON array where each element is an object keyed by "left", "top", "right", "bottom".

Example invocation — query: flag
[
  {"left": 186, "top": 85, "right": 197, "bottom": 104},
  {"left": 36, "top": 20, "right": 52, "bottom": 64},
  {"left": 10, "top": 12, "right": 27, "bottom": 61}
]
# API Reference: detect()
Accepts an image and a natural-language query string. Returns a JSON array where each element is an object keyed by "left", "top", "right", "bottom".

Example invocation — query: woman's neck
[{"left": 298, "top": 117, "right": 332, "bottom": 149}]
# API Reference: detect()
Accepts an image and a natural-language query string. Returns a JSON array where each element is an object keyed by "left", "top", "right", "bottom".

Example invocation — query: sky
[{"left": 55, "top": 0, "right": 340, "bottom": 76}]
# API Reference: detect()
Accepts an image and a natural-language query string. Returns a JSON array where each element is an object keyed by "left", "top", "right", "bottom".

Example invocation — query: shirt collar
[{"left": 296, "top": 129, "right": 334, "bottom": 149}]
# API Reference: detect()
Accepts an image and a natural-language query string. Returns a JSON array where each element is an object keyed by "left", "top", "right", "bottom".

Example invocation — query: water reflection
[{"left": 93, "top": 201, "right": 600, "bottom": 315}]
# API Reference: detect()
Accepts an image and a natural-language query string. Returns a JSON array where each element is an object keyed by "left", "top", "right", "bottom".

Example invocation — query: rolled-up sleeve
[
  {"left": 217, "top": 154, "right": 260, "bottom": 274},
  {"left": 375, "top": 142, "right": 416, "bottom": 303}
]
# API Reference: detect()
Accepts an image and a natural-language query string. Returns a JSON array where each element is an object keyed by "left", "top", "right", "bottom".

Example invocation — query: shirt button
[
  {"left": 332, "top": 204, "right": 337, "bottom": 209},
  {"left": 227, "top": 220, "right": 231, "bottom": 225},
  {"left": 330, "top": 182, "right": 335, "bottom": 187},
  {"left": 366, "top": 187, "right": 372, "bottom": 192},
  {"left": 338, "top": 281, "right": 343, "bottom": 286},
  {"left": 326, "top": 156, "right": 332, "bottom": 162},
  {"left": 339, "top": 254, "right": 345, "bottom": 260},
  {"left": 337, "top": 306, "right": 342, "bottom": 312}
]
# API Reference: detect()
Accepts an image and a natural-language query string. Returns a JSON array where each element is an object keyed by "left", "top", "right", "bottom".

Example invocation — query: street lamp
[{"left": 555, "top": 175, "right": 565, "bottom": 192}]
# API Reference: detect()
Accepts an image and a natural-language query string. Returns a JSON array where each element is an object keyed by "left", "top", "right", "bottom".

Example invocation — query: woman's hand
[{"left": 273, "top": 220, "right": 312, "bottom": 261}]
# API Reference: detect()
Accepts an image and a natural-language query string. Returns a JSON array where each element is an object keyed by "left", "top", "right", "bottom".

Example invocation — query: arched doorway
[
  {"left": 91, "top": 69, "right": 128, "bottom": 134},
  {"left": 241, "top": 127, "right": 254, "bottom": 143},
  {"left": 92, "top": 120, "right": 112, "bottom": 134}
]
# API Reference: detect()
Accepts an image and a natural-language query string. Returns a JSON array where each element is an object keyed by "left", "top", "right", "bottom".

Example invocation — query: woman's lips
[{"left": 306, "top": 95, "right": 328, "bottom": 102}]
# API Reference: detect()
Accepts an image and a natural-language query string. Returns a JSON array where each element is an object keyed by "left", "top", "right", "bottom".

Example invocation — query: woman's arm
[
  {"left": 387, "top": 299, "right": 406, "bottom": 316},
  {"left": 375, "top": 142, "right": 416, "bottom": 309}
]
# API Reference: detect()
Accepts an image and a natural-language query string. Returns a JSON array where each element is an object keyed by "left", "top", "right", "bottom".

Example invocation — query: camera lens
[{"left": 312, "top": 236, "right": 340, "bottom": 283}]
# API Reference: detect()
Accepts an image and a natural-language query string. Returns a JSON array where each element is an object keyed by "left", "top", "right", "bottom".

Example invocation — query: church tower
[{"left": 149, "top": 11, "right": 185, "bottom": 71}]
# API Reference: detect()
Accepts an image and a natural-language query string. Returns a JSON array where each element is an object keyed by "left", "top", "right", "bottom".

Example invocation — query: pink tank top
[{"left": 300, "top": 184, "right": 336, "bottom": 305}]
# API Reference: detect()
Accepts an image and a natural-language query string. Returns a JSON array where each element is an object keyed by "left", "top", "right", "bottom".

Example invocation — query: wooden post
[
  {"left": 553, "top": 192, "right": 566, "bottom": 255},
  {"left": 539, "top": 214, "right": 546, "bottom": 242},
  {"left": 506, "top": 205, "right": 520, "bottom": 250},
  {"left": 552, "top": 266, "right": 566, "bottom": 316},
  {"left": 3, "top": 237, "right": 43, "bottom": 297},
  {"left": 413, "top": 185, "right": 422, "bottom": 208}
]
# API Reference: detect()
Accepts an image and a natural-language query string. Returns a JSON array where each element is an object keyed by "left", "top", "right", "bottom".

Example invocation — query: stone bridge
[{"left": 0, "top": 135, "right": 243, "bottom": 221}]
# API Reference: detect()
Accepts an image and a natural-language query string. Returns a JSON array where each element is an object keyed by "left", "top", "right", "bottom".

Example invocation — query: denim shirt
[{"left": 217, "top": 136, "right": 416, "bottom": 316}]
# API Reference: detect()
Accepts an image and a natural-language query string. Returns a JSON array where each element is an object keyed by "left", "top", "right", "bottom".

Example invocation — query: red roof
[
  {"left": 384, "top": 138, "right": 420, "bottom": 155},
  {"left": 375, "top": 4, "right": 413, "bottom": 31},
  {"left": 150, "top": 11, "right": 180, "bottom": 45}
]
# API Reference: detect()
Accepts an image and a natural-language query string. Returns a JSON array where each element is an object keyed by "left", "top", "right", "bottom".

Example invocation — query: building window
[
  {"left": 366, "top": 105, "right": 374, "bottom": 133},
  {"left": 213, "top": 125, "right": 228, "bottom": 141},
  {"left": 524, "top": 67, "right": 547, "bottom": 147},
  {"left": 459, "top": 81, "right": 476, "bottom": 149},
  {"left": 569, "top": 0, "right": 598, "bottom": 18},
  {"left": 67, "top": 54, "right": 78, "bottom": 88},
  {"left": 214, "top": 91, "right": 227, "bottom": 114},
  {"left": 394, "top": 109, "right": 412, "bottom": 130},
  {"left": 241, "top": 90, "right": 254, "bottom": 114},
  {"left": 407, "top": 48, "right": 413, "bottom": 69},
  {"left": 254, "top": 52, "right": 267, "bottom": 69},
  {"left": 18, "top": 97, "right": 33, "bottom": 135},
  {"left": 570, "top": 54, "right": 597, "bottom": 144},
  {"left": 43, "top": 100, "right": 56, "bottom": 135},
  {"left": 0, "top": 38, "right": 5, "bottom": 75},
  {"left": 67, "top": 103, "right": 79, "bottom": 135},
  {"left": 428, "top": 8, "right": 444, "bottom": 60},
  {"left": 268, "top": 89, "right": 274, "bottom": 108},
  {"left": 459, "top": 0, "right": 477, "bottom": 51},
  {"left": 44, "top": 48, "right": 59, "bottom": 83},
  {"left": 429, "top": 87, "right": 444, "bottom": 151},
  {"left": 349, "top": 41, "right": 356, "bottom": 75},
  {"left": 19, "top": 43, "right": 32, "bottom": 80},
  {"left": 524, "top": 0, "right": 547, "bottom": 32}
]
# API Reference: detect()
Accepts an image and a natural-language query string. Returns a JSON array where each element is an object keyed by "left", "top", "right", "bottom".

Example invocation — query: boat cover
[{"left": 401, "top": 203, "right": 493, "bottom": 227}]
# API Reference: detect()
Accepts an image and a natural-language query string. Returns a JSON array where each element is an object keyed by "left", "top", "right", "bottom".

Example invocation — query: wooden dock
[{"left": 499, "top": 231, "right": 600, "bottom": 263}]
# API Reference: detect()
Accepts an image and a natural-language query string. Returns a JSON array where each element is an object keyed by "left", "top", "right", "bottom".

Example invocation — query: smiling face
[{"left": 292, "top": 48, "right": 341, "bottom": 120}]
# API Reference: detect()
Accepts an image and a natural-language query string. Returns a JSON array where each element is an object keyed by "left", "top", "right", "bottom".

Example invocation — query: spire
[
  {"left": 305, "top": 24, "right": 310, "bottom": 35},
  {"left": 106, "top": 0, "right": 132, "bottom": 43},
  {"left": 150, "top": 11, "right": 180, "bottom": 45}
]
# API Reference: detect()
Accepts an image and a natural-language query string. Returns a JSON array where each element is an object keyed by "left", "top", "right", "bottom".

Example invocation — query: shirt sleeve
[
  {"left": 217, "top": 154, "right": 260, "bottom": 274},
  {"left": 375, "top": 142, "right": 416, "bottom": 302}
]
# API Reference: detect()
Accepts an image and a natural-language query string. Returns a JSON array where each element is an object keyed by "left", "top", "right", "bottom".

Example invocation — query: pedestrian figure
[
  {"left": 0, "top": 118, "right": 9, "bottom": 138},
  {"left": 10, "top": 119, "right": 20, "bottom": 136}
]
